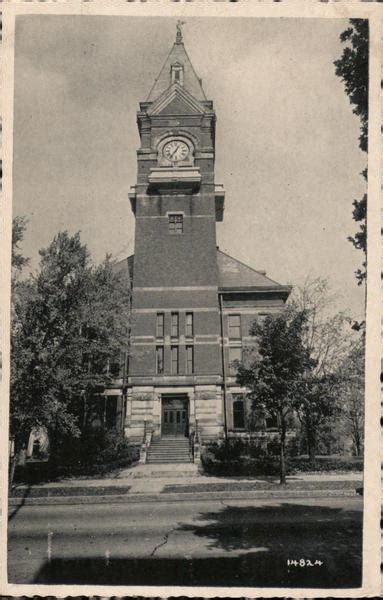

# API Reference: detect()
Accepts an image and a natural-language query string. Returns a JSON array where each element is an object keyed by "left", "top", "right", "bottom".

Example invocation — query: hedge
[{"left": 201, "top": 444, "right": 363, "bottom": 477}]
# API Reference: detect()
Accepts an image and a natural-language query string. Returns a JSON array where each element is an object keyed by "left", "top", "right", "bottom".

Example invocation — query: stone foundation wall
[
  {"left": 125, "top": 385, "right": 225, "bottom": 442},
  {"left": 194, "top": 386, "right": 223, "bottom": 441},
  {"left": 125, "top": 388, "right": 155, "bottom": 442}
]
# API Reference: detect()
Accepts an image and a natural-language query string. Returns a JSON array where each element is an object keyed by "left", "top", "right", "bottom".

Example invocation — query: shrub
[
  {"left": 201, "top": 452, "right": 288, "bottom": 477},
  {"left": 74, "top": 429, "right": 139, "bottom": 474},
  {"left": 290, "top": 456, "right": 363, "bottom": 473},
  {"left": 266, "top": 437, "right": 280, "bottom": 456},
  {"left": 201, "top": 441, "right": 290, "bottom": 476},
  {"left": 200, "top": 440, "right": 363, "bottom": 477},
  {"left": 14, "top": 430, "right": 139, "bottom": 484}
]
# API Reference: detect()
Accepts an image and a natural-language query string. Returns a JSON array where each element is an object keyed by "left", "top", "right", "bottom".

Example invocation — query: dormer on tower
[
  {"left": 129, "top": 23, "right": 224, "bottom": 220},
  {"left": 171, "top": 62, "right": 184, "bottom": 86}
]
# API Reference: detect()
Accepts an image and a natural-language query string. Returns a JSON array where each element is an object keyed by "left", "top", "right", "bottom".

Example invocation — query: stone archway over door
[{"left": 162, "top": 396, "right": 188, "bottom": 437}]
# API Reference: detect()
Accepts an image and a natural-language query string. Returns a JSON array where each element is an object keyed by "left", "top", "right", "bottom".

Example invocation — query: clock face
[{"left": 162, "top": 140, "right": 190, "bottom": 163}]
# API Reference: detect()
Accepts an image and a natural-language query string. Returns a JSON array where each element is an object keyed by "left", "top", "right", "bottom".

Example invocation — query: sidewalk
[{"left": 9, "top": 465, "right": 363, "bottom": 505}]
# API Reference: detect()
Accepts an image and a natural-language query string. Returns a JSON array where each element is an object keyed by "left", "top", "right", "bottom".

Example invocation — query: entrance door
[{"left": 162, "top": 397, "right": 188, "bottom": 436}]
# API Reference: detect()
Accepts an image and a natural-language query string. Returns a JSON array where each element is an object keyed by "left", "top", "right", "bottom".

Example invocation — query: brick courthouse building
[{"left": 109, "top": 27, "right": 291, "bottom": 454}]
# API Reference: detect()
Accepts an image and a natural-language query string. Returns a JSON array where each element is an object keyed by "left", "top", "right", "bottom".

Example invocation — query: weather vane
[{"left": 176, "top": 20, "right": 186, "bottom": 44}]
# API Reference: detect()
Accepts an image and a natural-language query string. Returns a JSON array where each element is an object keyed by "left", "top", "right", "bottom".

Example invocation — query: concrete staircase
[{"left": 146, "top": 436, "right": 191, "bottom": 464}]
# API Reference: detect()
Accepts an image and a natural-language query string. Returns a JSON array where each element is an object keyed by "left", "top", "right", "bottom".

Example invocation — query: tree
[
  {"left": 10, "top": 230, "right": 131, "bottom": 487},
  {"left": 12, "top": 216, "right": 29, "bottom": 274},
  {"left": 337, "top": 340, "right": 364, "bottom": 456},
  {"left": 294, "top": 372, "right": 340, "bottom": 463},
  {"left": 9, "top": 217, "right": 32, "bottom": 485},
  {"left": 236, "top": 309, "right": 312, "bottom": 484},
  {"left": 288, "top": 278, "right": 355, "bottom": 461},
  {"left": 334, "top": 19, "right": 368, "bottom": 285}
]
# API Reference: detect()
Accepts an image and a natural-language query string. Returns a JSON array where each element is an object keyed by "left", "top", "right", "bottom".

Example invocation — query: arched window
[{"left": 233, "top": 399, "right": 245, "bottom": 429}]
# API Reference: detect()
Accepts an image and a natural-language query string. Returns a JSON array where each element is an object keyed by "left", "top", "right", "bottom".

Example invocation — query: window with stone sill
[
  {"left": 266, "top": 413, "right": 279, "bottom": 429},
  {"left": 156, "top": 312, "right": 164, "bottom": 338},
  {"left": 185, "top": 312, "right": 194, "bottom": 337},
  {"left": 171, "top": 345, "right": 179, "bottom": 374},
  {"left": 106, "top": 357, "right": 121, "bottom": 378},
  {"left": 105, "top": 397, "right": 118, "bottom": 429},
  {"left": 109, "top": 361, "right": 121, "bottom": 378},
  {"left": 156, "top": 345, "right": 164, "bottom": 375},
  {"left": 228, "top": 345, "right": 242, "bottom": 375},
  {"left": 233, "top": 398, "right": 246, "bottom": 430},
  {"left": 228, "top": 314, "right": 241, "bottom": 339},
  {"left": 186, "top": 345, "right": 194, "bottom": 374},
  {"left": 171, "top": 312, "right": 179, "bottom": 338}
]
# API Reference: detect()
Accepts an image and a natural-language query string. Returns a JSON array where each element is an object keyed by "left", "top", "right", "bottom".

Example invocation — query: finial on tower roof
[{"left": 176, "top": 20, "right": 185, "bottom": 44}]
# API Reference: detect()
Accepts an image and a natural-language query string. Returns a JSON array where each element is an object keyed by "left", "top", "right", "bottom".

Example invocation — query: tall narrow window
[
  {"left": 105, "top": 397, "right": 118, "bottom": 429},
  {"left": 156, "top": 346, "right": 164, "bottom": 375},
  {"left": 229, "top": 346, "right": 242, "bottom": 375},
  {"left": 266, "top": 413, "right": 279, "bottom": 429},
  {"left": 171, "top": 346, "right": 179, "bottom": 374},
  {"left": 185, "top": 312, "right": 194, "bottom": 337},
  {"left": 186, "top": 345, "right": 194, "bottom": 374},
  {"left": 171, "top": 63, "right": 184, "bottom": 85},
  {"left": 168, "top": 214, "right": 183, "bottom": 234},
  {"left": 156, "top": 313, "right": 164, "bottom": 338},
  {"left": 228, "top": 314, "right": 241, "bottom": 339},
  {"left": 233, "top": 398, "right": 245, "bottom": 429},
  {"left": 109, "top": 357, "right": 121, "bottom": 378},
  {"left": 171, "top": 312, "right": 179, "bottom": 338}
]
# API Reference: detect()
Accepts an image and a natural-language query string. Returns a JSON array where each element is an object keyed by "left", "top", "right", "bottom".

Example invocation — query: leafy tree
[
  {"left": 337, "top": 339, "right": 364, "bottom": 456},
  {"left": 288, "top": 278, "right": 355, "bottom": 461},
  {"left": 12, "top": 216, "right": 29, "bottom": 274},
  {"left": 334, "top": 19, "right": 368, "bottom": 285},
  {"left": 236, "top": 309, "right": 312, "bottom": 484},
  {"left": 294, "top": 373, "right": 340, "bottom": 463},
  {"left": 10, "top": 230, "right": 131, "bottom": 487}
]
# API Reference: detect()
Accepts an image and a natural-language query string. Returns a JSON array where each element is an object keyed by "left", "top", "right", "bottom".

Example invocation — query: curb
[{"left": 8, "top": 488, "right": 358, "bottom": 506}]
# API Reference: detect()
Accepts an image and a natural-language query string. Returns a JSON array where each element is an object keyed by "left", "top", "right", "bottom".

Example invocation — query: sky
[{"left": 13, "top": 15, "right": 366, "bottom": 320}]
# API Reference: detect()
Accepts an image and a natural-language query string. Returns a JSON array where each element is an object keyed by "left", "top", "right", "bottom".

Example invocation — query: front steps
[{"left": 146, "top": 436, "right": 191, "bottom": 464}]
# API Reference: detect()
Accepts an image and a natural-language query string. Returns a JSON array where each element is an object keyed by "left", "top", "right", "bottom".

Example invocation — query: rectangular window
[
  {"left": 233, "top": 397, "right": 245, "bottom": 429},
  {"left": 156, "top": 313, "right": 164, "bottom": 338},
  {"left": 171, "top": 346, "right": 179, "bottom": 374},
  {"left": 185, "top": 312, "right": 194, "bottom": 337},
  {"left": 171, "top": 312, "right": 179, "bottom": 338},
  {"left": 229, "top": 346, "right": 242, "bottom": 375},
  {"left": 109, "top": 359, "right": 121, "bottom": 378},
  {"left": 105, "top": 397, "right": 118, "bottom": 429},
  {"left": 186, "top": 345, "right": 194, "bottom": 374},
  {"left": 171, "top": 65, "right": 184, "bottom": 85},
  {"left": 228, "top": 314, "right": 241, "bottom": 339},
  {"left": 168, "top": 214, "right": 183, "bottom": 234},
  {"left": 156, "top": 346, "right": 164, "bottom": 375},
  {"left": 266, "top": 413, "right": 279, "bottom": 429}
]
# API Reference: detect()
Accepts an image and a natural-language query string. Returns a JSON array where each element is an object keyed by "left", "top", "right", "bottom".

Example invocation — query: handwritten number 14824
[{"left": 287, "top": 559, "right": 324, "bottom": 567}]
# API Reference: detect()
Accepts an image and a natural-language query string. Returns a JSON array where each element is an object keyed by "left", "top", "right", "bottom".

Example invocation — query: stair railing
[
  {"left": 192, "top": 419, "right": 201, "bottom": 464},
  {"left": 189, "top": 428, "right": 195, "bottom": 462},
  {"left": 139, "top": 420, "right": 153, "bottom": 464}
]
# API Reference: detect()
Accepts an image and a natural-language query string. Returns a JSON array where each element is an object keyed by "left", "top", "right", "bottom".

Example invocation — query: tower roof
[{"left": 146, "top": 25, "right": 207, "bottom": 103}]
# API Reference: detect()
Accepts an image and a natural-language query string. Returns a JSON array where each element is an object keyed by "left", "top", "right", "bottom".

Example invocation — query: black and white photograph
[{"left": 1, "top": 2, "right": 381, "bottom": 596}]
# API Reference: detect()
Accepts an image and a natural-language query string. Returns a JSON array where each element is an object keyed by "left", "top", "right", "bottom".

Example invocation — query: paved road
[{"left": 8, "top": 496, "right": 363, "bottom": 588}]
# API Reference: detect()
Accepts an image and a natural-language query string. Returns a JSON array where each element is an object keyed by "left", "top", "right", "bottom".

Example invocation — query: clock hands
[{"left": 170, "top": 143, "right": 180, "bottom": 159}]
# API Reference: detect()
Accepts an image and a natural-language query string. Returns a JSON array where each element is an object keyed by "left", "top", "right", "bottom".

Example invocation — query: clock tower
[
  {"left": 121, "top": 25, "right": 290, "bottom": 451},
  {"left": 126, "top": 24, "right": 225, "bottom": 441}
]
